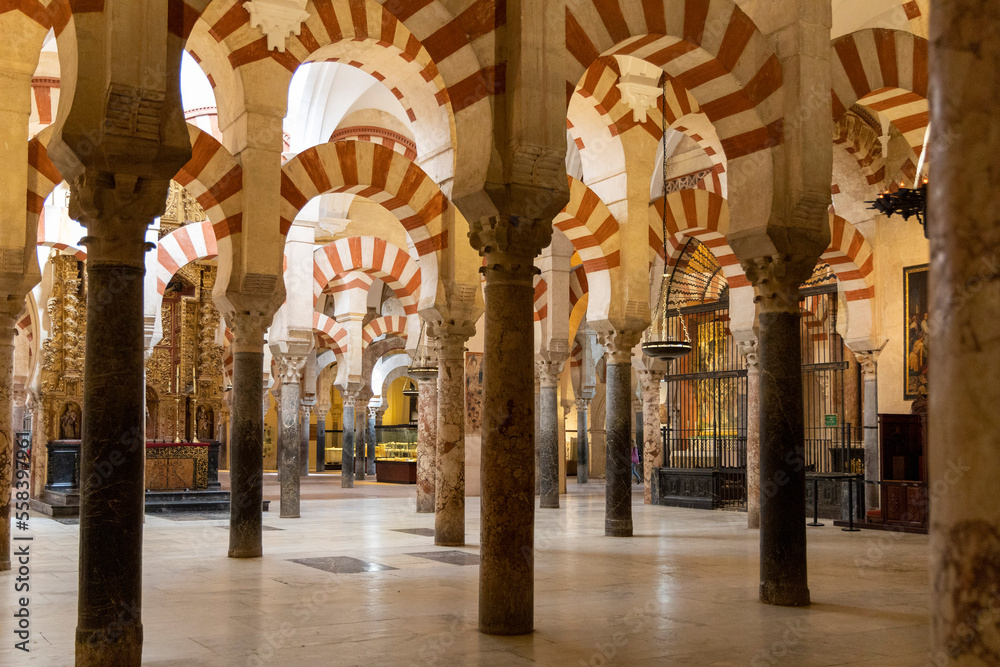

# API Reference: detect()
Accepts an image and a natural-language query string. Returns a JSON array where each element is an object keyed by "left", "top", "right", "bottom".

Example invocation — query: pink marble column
[
  {"left": 637, "top": 370, "right": 664, "bottom": 505},
  {"left": 435, "top": 323, "right": 473, "bottom": 546},
  {"left": 416, "top": 373, "right": 438, "bottom": 513},
  {"left": 739, "top": 340, "right": 761, "bottom": 529}
]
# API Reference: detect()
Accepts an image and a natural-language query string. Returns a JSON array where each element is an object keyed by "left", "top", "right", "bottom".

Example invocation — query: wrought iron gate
[{"left": 659, "top": 298, "right": 748, "bottom": 510}]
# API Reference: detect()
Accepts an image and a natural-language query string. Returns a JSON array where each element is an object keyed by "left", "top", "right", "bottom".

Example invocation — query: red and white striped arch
[
  {"left": 330, "top": 126, "right": 417, "bottom": 161},
  {"left": 155, "top": 221, "right": 219, "bottom": 295},
  {"left": 190, "top": 0, "right": 493, "bottom": 200},
  {"left": 824, "top": 213, "right": 878, "bottom": 350},
  {"left": 361, "top": 316, "right": 408, "bottom": 352},
  {"left": 650, "top": 189, "right": 750, "bottom": 293},
  {"left": 173, "top": 125, "right": 244, "bottom": 240},
  {"left": 313, "top": 237, "right": 420, "bottom": 315},
  {"left": 554, "top": 177, "right": 620, "bottom": 323},
  {"left": 831, "top": 29, "right": 929, "bottom": 186},
  {"left": 570, "top": 265, "right": 589, "bottom": 310},
  {"left": 282, "top": 141, "right": 443, "bottom": 304},
  {"left": 533, "top": 277, "right": 548, "bottom": 324},
  {"left": 313, "top": 312, "right": 348, "bottom": 362},
  {"left": 567, "top": 0, "right": 783, "bottom": 163}
]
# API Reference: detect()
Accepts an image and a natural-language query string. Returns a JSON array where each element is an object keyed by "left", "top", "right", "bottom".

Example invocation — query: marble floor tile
[
  {"left": 0, "top": 481, "right": 933, "bottom": 666},
  {"left": 406, "top": 550, "right": 481, "bottom": 566}
]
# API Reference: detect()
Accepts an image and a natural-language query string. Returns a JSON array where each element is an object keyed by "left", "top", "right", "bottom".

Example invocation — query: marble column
[
  {"left": 537, "top": 359, "right": 565, "bottom": 509},
  {"left": 435, "top": 324, "right": 473, "bottom": 546},
  {"left": 315, "top": 415, "right": 326, "bottom": 473},
  {"left": 366, "top": 406, "right": 377, "bottom": 476},
  {"left": 340, "top": 389, "right": 359, "bottom": 488},
  {"left": 416, "top": 372, "right": 438, "bottom": 513},
  {"left": 929, "top": 7, "right": 1000, "bottom": 660},
  {"left": 355, "top": 402, "right": 366, "bottom": 482},
  {"left": 0, "top": 311, "right": 16, "bottom": 571},
  {"left": 470, "top": 215, "right": 554, "bottom": 636},
  {"left": 72, "top": 178, "right": 170, "bottom": 664},
  {"left": 602, "top": 331, "right": 641, "bottom": 537},
  {"left": 277, "top": 356, "right": 305, "bottom": 518},
  {"left": 637, "top": 370, "right": 664, "bottom": 505},
  {"left": 744, "top": 256, "right": 814, "bottom": 607},
  {"left": 575, "top": 398, "right": 590, "bottom": 484},
  {"left": 740, "top": 340, "right": 762, "bottom": 529},
  {"left": 299, "top": 400, "right": 313, "bottom": 477},
  {"left": 855, "top": 351, "right": 880, "bottom": 511},
  {"left": 229, "top": 318, "right": 270, "bottom": 558}
]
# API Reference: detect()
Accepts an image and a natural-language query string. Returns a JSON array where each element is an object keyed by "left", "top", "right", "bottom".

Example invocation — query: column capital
[
  {"left": 300, "top": 395, "right": 316, "bottom": 410},
  {"left": 228, "top": 311, "right": 273, "bottom": 353},
  {"left": 71, "top": 171, "right": 169, "bottom": 266},
  {"left": 340, "top": 387, "right": 363, "bottom": 408},
  {"left": 276, "top": 354, "right": 307, "bottom": 385},
  {"left": 741, "top": 254, "right": 817, "bottom": 315},
  {"left": 469, "top": 215, "right": 551, "bottom": 282},
  {"left": 575, "top": 397, "right": 591, "bottom": 411},
  {"left": 599, "top": 329, "right": 642, "bottom": 365},
  {"left": 738, "top": 339, "right": 760, "bottom": 371},
  {"left": 855, "top": 350, "right": 880, "bottom": 380},
  {"left": 536, "top": 357, "right": 566, "bottom": 388},
  {"left": 432, "top": 320, "right": 475, "bottom": 359}
]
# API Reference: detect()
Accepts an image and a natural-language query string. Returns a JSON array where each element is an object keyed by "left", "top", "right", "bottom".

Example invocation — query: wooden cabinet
[{"left": 879, "top": 414, "right": 927, "bottom": 530}]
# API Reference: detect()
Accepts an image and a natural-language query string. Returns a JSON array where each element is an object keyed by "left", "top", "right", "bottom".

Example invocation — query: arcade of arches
[{"left": 0, "top": 1, "right": 997, "bottom": 665}]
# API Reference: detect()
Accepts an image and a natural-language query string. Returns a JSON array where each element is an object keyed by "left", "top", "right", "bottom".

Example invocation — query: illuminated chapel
[{"left": 0, "top": 0, "right": 997, "bottom": 664}]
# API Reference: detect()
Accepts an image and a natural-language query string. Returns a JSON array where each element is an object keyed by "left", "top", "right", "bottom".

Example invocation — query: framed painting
[{"left": 903, "top": 264, "right": 930, "bottom": 400}]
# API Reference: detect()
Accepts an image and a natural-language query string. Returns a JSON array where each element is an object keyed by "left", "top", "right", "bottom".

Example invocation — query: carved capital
[
  {"left": 600, "top": 329, "right": 642, "bottom": 365},
  {"left": 71, "top": 171, "right": 169, "bottom": 266},
  {"left": 276, "top": 355, "right": 306, "bottom": 385},
  {"left": 741, "top": 254, "right": 817, "bottom": 315},
  {"left": 738, "top": 340, "right": 760, "bottom": 372},
  {"left": 341, "top": 388, "right": 363, "bottom": 409},
  {"left": 575, "top": 397, "right": 591, "bottom": 411},
  {"left": 855, "top": 350, "right": 880, "bottom": 381},
  {"left": 469, "top": 215, "right": 551, "bottom": 282},
  {"left": 536, "top": 358, "right": 566, "bottom": 388},
  {"left": 431, "top": 320, "right": 476, "bottom": 361},
  {"left": 228, "top": 311, "right": 272, "bottom": 354}
]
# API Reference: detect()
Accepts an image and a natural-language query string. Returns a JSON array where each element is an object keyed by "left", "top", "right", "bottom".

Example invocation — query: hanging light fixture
[
  {"left": 407, "top": 320, "right": 438, "bottom": 381},
  {"left": 401, "top": 380, "right": 419, "bottom": 397},
  {"left": 642, "top": 74, "right": 693, "bottom": 361}
]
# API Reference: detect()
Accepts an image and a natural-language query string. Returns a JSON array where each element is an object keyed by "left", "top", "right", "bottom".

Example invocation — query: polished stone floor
[{"left": 2, "top": 481, "right": 931, "bottom": 666}]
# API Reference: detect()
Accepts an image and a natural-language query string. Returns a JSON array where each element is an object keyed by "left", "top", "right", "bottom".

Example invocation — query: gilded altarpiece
[
  {"left": 145, "top": 263, "right": 225, "bottom": 443},
  {"left": 39, "top": 255, "right": 87, "bottom": 444}
]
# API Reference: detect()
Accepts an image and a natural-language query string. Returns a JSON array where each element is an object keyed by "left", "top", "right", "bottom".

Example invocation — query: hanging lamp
[
  {"left": 642, "top": 74, "right": 693, "bottom": 362},
  {"left": 407, "top": 320, "right": 438, "bottom": 380}
]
